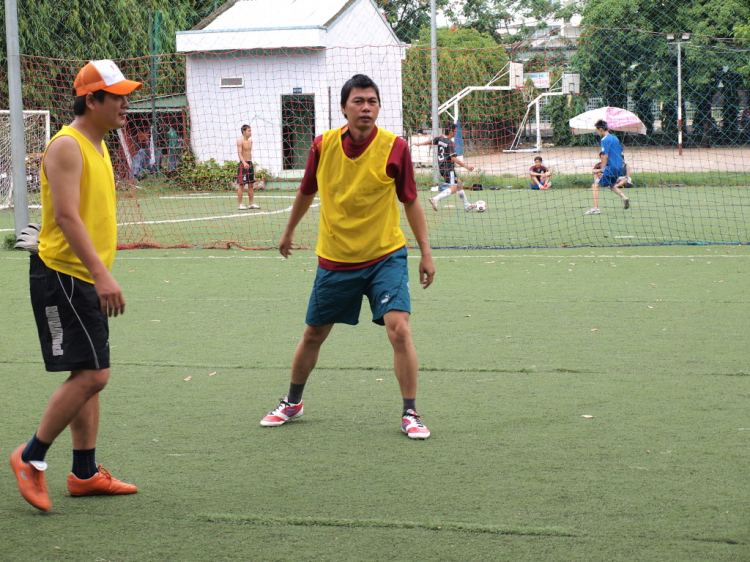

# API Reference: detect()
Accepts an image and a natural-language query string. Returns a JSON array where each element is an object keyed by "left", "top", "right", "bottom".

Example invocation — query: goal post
[
  {"left": 0, "top": 110, "right": 51, "bottom": 211},
  {"left": 410, "top": 62, "right": 524, "bottom": 166},
  {"left": 505, "top": 72, "right": 581, "bottom": 153}
]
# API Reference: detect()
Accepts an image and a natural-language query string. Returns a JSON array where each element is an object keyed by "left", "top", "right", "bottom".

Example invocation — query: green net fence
[{"left": 1, "top": 0, "right": 749, "bottom": 249}]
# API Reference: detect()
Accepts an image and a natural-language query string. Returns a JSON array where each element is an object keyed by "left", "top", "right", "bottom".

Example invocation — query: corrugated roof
[
  {"left": 128, "top": 94, "right": 187, "bottom": 112},
  {"left": 205, "top": 0, "right": 358, "bottom": 30}
]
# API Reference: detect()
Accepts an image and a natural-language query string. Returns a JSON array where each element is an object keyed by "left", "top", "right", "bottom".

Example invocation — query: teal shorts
[{"left": 306, "top": 247, "right": 411, "bottom": 326}]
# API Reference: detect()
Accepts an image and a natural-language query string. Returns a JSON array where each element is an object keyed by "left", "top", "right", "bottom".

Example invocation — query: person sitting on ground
[
  {"left": 529, "top": 156, "right": 552, "bottom": 190},
  {"left": 617, "top": 151, "right": 633, "bottom": 188}
]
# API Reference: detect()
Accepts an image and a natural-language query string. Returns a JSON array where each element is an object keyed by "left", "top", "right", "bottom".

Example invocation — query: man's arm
[
  {"left": 451, "top": 155, "right": 474, "bottom": 171},
  {"left": 43, "top": 136, "right": 125, "bottom": 316},
  {"left": 278, "top": 190, "right": 316, "bottom": 258},
  {"left": 279, "top": 141, "right": 320, "bottom": 257},
  {"left": 402, "top": 198, "right": 435, "bottom": 289}
]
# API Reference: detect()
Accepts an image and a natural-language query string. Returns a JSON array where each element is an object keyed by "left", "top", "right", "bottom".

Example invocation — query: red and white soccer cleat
[
  {"left": 260, "top": 398, "right": 304, "bottom": 427},
  {"left": 401, "top": 409, "right": 430, "bottom": 439}
]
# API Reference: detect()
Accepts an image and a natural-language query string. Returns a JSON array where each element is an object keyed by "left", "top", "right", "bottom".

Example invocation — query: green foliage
[
  {"left": 575, "top": 0, "right": 750, "bottom": 144},
  {"left": 175, "top": 153, "right": 237, "bottom": 192},
  {"left": 170, "top": 156, "right": 271, "bottom": 192},
  {"left": 374, "top": 0, "right": 449, "bottom": 44},
  {"left": 0, "top": 0, "right": 215, "bottom": 118},
  {"left": 253, "top": 162, "right": 272, "bottom": 181},
  {"left": 402, "top": 27, "right": 521, "bottom": 133},
  {"left": 545, "top": 90, "right": 593, "bottom": 147},
  {"left": 0, "top": 0, "right": 216, "bottom": 61},
  {"left": 3, "top": 233, "right": 17, "bottom": 250},
  {"left": 446, "top": 0, "right": 580, "bottom": 44}
]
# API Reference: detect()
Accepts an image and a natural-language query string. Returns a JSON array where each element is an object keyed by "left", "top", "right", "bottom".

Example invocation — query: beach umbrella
[{"left": 569, "top": 107, "right": 647, "bottom": 135}]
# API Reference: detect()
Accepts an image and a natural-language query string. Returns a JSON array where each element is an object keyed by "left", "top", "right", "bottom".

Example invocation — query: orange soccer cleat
[
  {"left": 10, "top": 444, "right": 52, "bottom": 511},
  {"left": 67, "top": 466, "right": 138, "bottom": 496}
]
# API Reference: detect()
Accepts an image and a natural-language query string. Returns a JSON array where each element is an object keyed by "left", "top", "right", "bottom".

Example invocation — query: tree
[
  {"left": 402, "top": 27, "right": 525, "bottom": 150},
  {"left": 0, "top": 0, "right": 215, "bottom": 117},
  {"left": 375, "top": 0, "right": 450, "bottom": 44},
  {"left": 575, "top": 0, "right": 750, "bottom": 145},
  {"left": 446, "top": 0, "right": 581, "bottom": 44}
]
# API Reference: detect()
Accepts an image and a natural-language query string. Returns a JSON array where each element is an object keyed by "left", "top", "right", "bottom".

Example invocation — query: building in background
[{"left": 176, "top": 0, "right": 405, "bottom": 178}]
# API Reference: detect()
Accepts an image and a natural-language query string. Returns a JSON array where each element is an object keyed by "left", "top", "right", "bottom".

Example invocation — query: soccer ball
[{"left": 475, "top": 200, "right": 487, "bottom": 212}]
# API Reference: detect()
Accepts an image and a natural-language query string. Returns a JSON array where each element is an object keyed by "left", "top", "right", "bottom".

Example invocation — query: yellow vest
[
  {"left": 316, "top": 127, "right": 405, "bottom": 262},
  {"left": 38, "top": 126, "right": 117, "bottom": 283}
]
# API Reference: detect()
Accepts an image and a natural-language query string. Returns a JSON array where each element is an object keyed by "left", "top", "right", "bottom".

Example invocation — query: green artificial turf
[
  {"left": 3, "top": 183, "right": 749, "bottom": 250},
  {"left": 1, "top": 247, "right": 749, "bottom": 561}
]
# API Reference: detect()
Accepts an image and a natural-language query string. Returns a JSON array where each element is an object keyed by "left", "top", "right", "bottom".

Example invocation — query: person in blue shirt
[{"left": 585, "top": 119, "right": 630, "bottom": 215}]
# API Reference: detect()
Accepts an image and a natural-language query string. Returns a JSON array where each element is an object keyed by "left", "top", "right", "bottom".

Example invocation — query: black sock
[
  {"left": 22, "top": 433, "right": 51, "bottom": 463},
  {"left": 287, "top": 383, "right": 306, "bottom": 405},
  {"left": 403, "top": 398, "right": 416, "bottom": 415},
  {"left": 72, "top": 448, "right": 98, "bottom": 480}
]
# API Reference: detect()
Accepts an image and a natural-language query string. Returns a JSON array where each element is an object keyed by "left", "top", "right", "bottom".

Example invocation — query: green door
[{"left": 281, "top": 95, "right": 315, "bottom": 170}]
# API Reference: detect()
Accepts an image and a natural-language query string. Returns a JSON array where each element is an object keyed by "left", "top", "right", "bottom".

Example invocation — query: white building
[{"left": 176, "top": 0, "right": 405, "bottom": 177}]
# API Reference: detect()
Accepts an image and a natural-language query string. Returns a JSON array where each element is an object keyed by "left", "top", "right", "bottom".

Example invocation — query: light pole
[{"left": 667, "top": 33, "right": 691, "bottom": 155}]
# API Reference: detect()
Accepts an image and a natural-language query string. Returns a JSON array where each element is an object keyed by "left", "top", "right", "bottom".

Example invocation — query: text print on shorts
[
  {"left": 56, "top": 270, "right": 101, "bottom": 370},
  {"left": 45, "top": 306, "right": 64, "bottom": 356}
]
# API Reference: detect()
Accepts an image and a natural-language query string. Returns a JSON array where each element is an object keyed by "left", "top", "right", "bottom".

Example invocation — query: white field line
[
  {"left": 117, "top": 205, "right": 302, "bottom": 226},
  {"left": 0, "top": 196, "right": 309, "bottom": 230},
  {"left": 118, "top": 195, "right": 316, "bottom": 226}
]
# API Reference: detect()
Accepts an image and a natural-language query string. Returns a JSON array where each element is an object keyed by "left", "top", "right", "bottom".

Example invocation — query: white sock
[
  {"left": 457, "top": 190, "right": 471, "bottom": 208},
  {"left": 434, "top": 189, "right": 451, "bottom": 202}
]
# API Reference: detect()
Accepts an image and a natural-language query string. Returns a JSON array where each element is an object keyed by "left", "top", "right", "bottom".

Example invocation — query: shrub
[{"left": 4, "top": 233, "right": 17, "bottom": 250}]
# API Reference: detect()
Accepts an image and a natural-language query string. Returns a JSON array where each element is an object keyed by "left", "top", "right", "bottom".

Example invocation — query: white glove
[{"left": 14, "top": 222, "right": 41, "bottom": 254}]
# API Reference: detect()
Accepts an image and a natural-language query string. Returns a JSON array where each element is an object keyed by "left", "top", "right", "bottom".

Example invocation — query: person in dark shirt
[
  {"left": 529, "top": 156, "right": 552, "bottom": 190},
  {"left": 414, "top": 124, "right": 477, "bottom": 211}
]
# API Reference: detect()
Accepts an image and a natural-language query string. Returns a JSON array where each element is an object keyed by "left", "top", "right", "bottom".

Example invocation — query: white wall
[
  {"left": 181, "top": 0, "right": 406, "bottom": 175},
  {"left": 185, "top": 50, "right": 327, "bottom": 175},
  {"left": 186, "top": 46, "right": 405, "bottom": 174}
]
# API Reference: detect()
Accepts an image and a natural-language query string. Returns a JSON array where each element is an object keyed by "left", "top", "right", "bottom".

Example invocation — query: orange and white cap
[{"left": 74, "top": 60, "right": 143, "bottom": 97}]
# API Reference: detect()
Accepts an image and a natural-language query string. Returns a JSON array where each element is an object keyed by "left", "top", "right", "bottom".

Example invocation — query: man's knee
[
  {"left": 385, "top": 312, "right": 412, "bottom": 346},
  {"left": 70, "top": 368, "right": 110, "bottom": 394},
  {"left": 302, "top": 325, "right": 331, "bottom": 347}
]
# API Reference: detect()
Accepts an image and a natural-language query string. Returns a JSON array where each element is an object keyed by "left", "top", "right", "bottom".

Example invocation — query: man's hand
[
  {"left": 279, "top": 232, "right": 294, "bottom": 258},
  {"left": 93, "top": 270, "right": 125, "bottom": 317},
  {"left": 419, "top": 255, "right": 435, "bottom": 289}
]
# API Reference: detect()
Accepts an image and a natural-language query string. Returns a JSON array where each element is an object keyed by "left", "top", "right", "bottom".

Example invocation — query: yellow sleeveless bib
[
  {"left": 38, "top": 126, "right": 117, "bottom": 283},
  {"left": 315, "top": 127, "right": 405, "bottom": 262}
]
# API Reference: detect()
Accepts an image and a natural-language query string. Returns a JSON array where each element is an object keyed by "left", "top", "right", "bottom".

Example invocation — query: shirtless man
[{"left": 236, "top": 125, "right": 259, "bottom": 210}]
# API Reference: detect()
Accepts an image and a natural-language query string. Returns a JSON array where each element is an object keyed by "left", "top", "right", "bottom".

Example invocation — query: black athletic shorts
[
  {"left": 439, "top": 165, "right": 456, "bottom": 184},
  {"left": 237, "top": 161, "right": 255, "bottom": 185},
  {"left": 29, "top": 254, "right": 110, "bottom": 372}
]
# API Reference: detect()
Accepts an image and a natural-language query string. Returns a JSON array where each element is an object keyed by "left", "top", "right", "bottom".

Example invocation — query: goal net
[
  {"left": 0, "top": 110, "right": 50, "bottom": 211},
  {"left": 9, "top": 24, "right": 750, "bottom": 249}
]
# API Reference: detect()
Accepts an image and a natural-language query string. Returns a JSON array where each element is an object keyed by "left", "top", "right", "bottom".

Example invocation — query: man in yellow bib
[
  {"left": 261, "top": 74, "right": 435, "bottom": 439},
  {"left": 10, "top": 60, "right": 141, "bottom": 511}
]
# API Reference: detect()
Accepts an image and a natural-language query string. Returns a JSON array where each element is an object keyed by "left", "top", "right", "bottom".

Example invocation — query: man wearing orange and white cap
[{"left": 10, "top": 60, "right": 142, "bottom": 512}]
